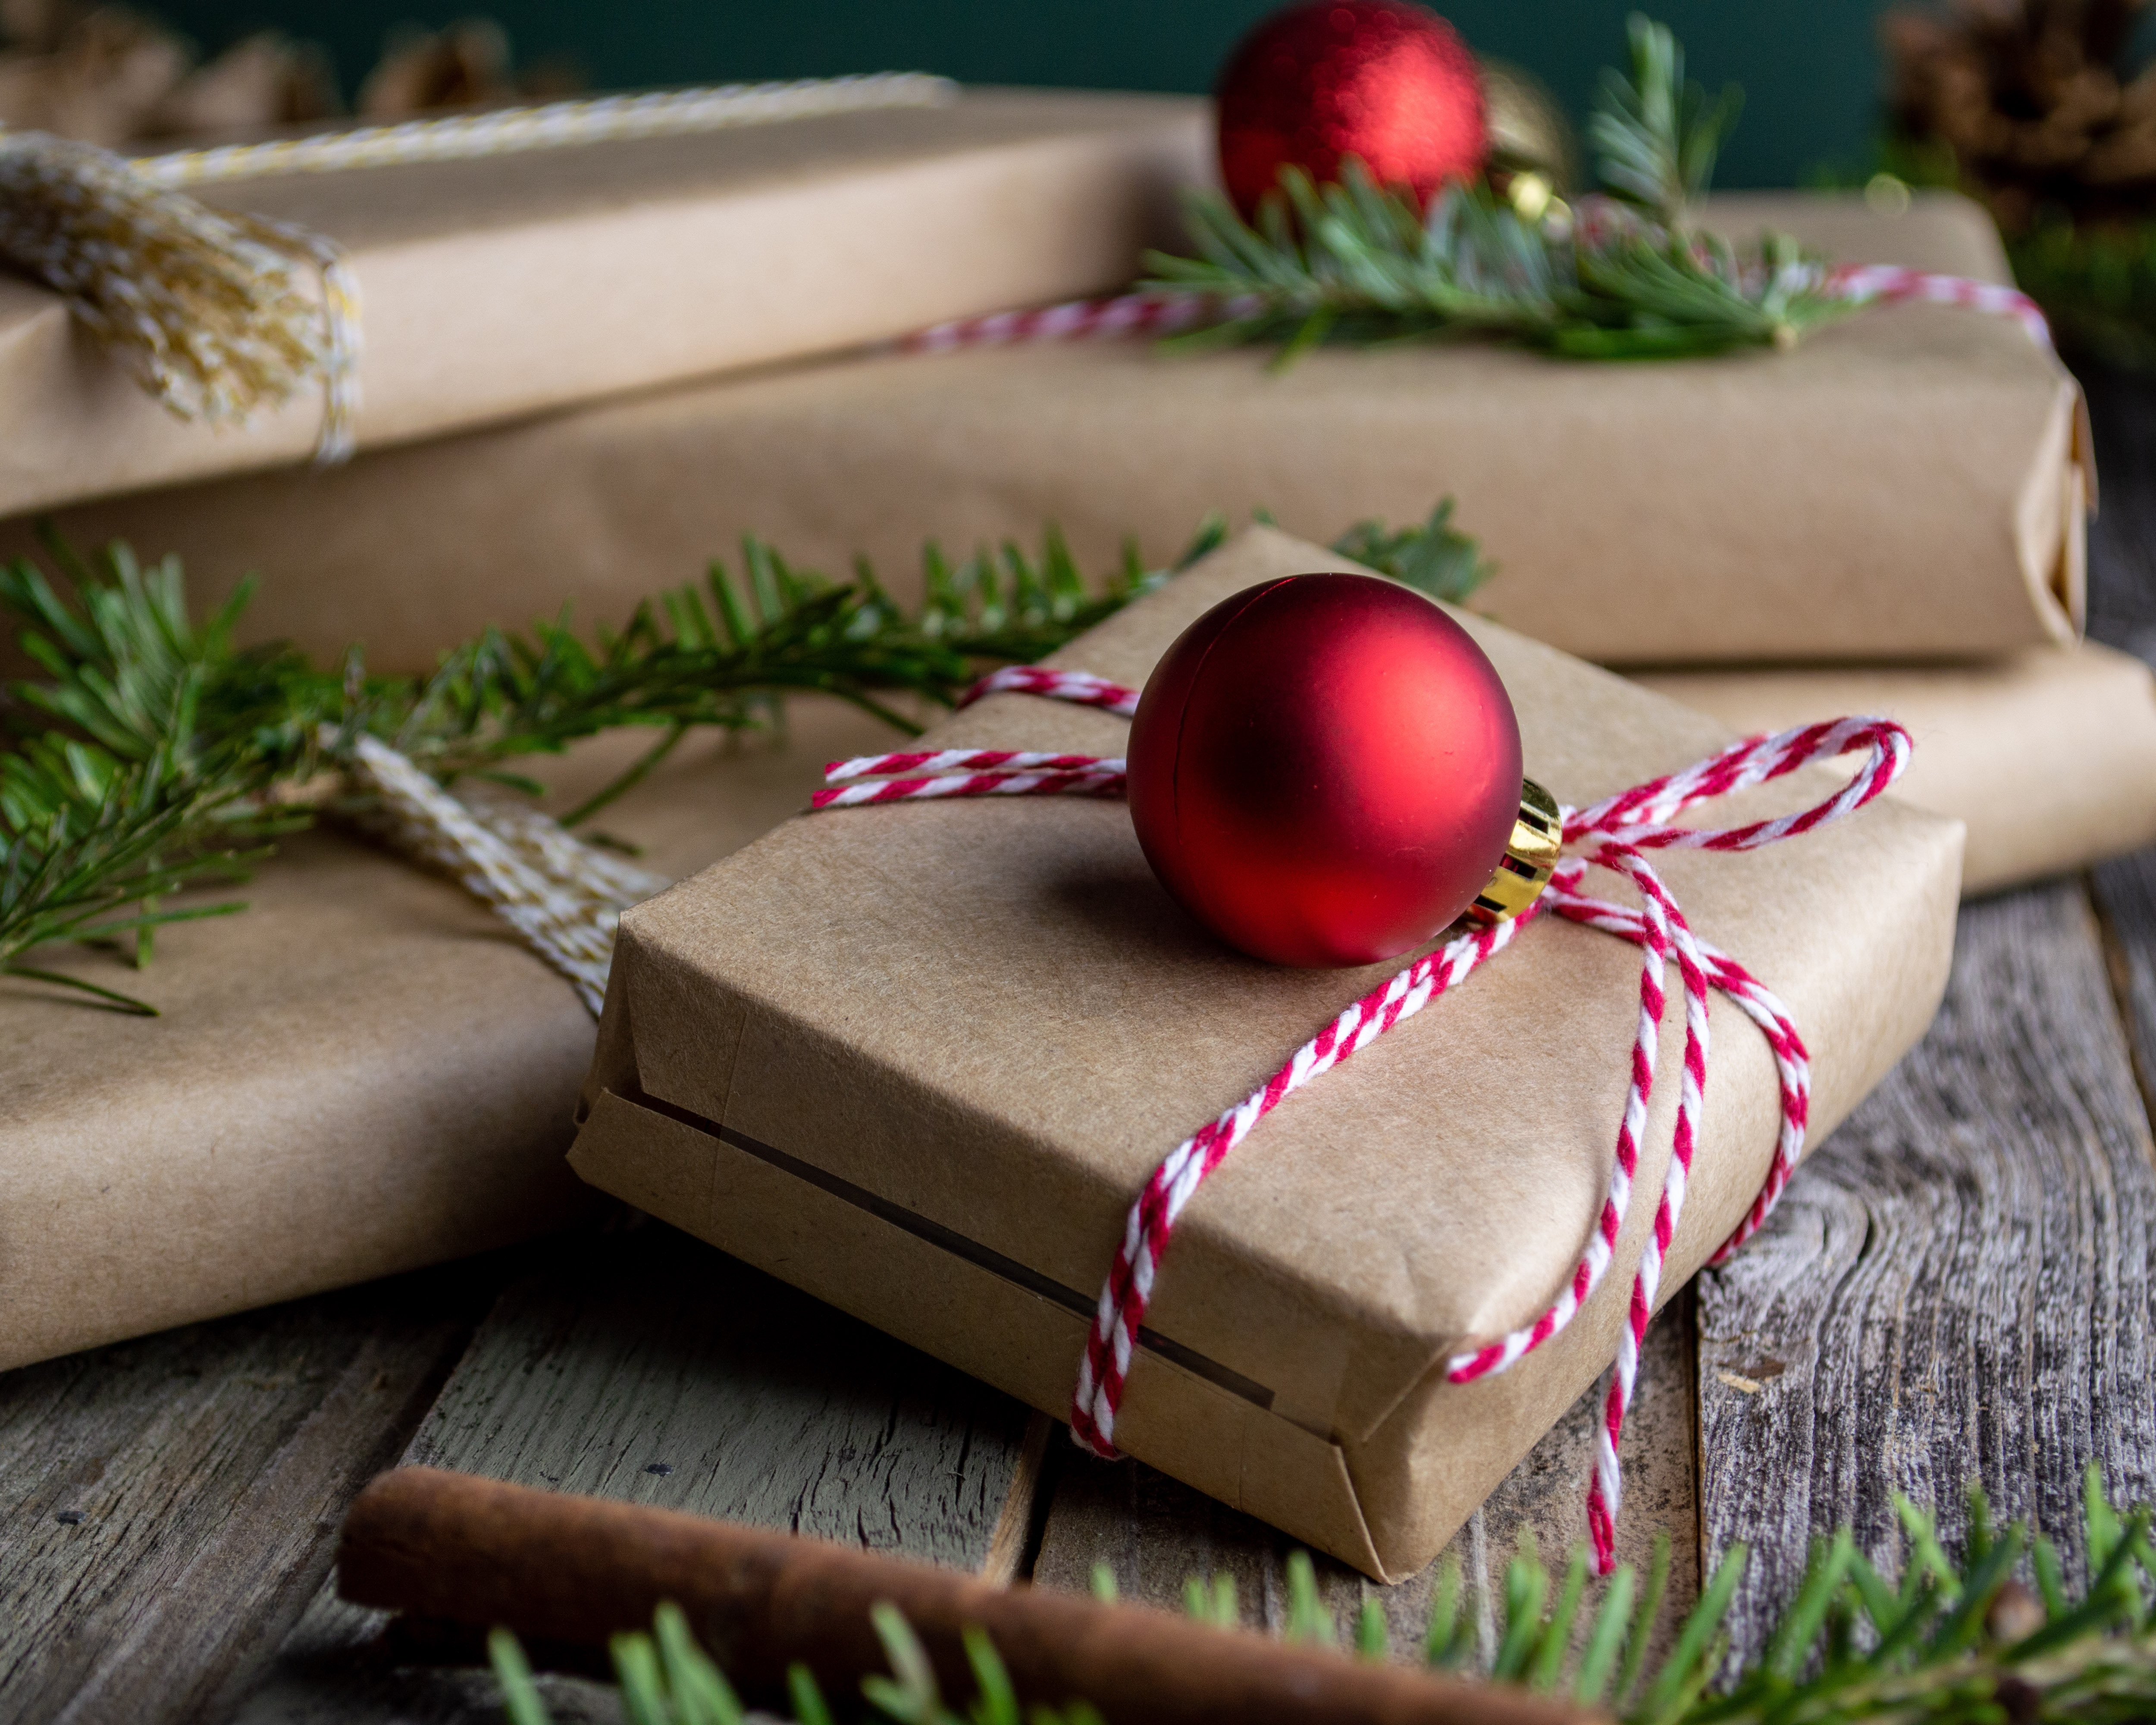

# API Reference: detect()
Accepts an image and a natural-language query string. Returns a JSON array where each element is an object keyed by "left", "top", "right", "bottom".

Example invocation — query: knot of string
[{"left": 812, "top": 668, "right": 1911, "bottom": 1573}]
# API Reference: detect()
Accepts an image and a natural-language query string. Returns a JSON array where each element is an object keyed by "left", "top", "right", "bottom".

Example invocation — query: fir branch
[
  {"left": 1143, "top": 15, "right": 1855, "bottom": 362},
  {"left": 1332, "top": 499, "right": 1495, "bottom": 604},
  {"left": 1586, "top": 13, "right": 1742, "bottom": 232},
  {"left": 489, "top": 1469, "right": 2156, "bottom": 1725},
  {"left": 0, "top": 508, "right": 1319, "bottom": 997},
  {"left": 0, "top": 542, "right": 306, "bottom": 1010}
]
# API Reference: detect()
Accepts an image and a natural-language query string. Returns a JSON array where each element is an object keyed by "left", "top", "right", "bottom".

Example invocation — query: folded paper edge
[{"left": 566, "top": 1087, "right": 1395, "bottom": 1578}]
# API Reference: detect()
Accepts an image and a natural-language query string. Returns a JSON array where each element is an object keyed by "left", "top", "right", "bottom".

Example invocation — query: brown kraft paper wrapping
[
  {"left": 2, "top": 191, "right": 2086, "bottom": 675},
  {"left": 567, "top": 526, "right": 1965, "bottom": 1581},
  {"left": 1639, "top": 641, "right": 2156, "bottom": 896},
  {"left": 0, "top": 700, "right": 901, "bottom": 1373},
  {"left": 0, "top": 89, "right": 1206, "bottom": 518}
]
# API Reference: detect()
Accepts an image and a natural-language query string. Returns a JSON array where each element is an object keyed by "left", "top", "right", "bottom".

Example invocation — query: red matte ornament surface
[
  {"left": 1216, "top": 0, "right": 1488, "bottom": 220},
  {"left": 1126, "top": 574, "right": 1523, "bottom": 969}
]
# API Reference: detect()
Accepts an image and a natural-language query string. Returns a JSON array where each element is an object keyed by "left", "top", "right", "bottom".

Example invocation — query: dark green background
[{"left": 147, "top": 3, "right": 1887, "bottom": 187}]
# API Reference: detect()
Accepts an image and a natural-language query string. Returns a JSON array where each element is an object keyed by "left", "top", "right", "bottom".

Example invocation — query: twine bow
[{"left": 814, "top": 664, "right": 1912, "bottom": 1573}]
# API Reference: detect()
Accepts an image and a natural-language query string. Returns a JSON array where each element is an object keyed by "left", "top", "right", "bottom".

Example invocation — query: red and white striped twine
[
  {"left": 896, "top": 268, "right": 2051, "bottom": 360},
  {"left": 814, "top": 671, "right": 1910, "bottom": 1573},
  {"left": 896, "top": 292, "right": 1264, "bottom": 354},
  {"left": 1824, "top": 262, "right": 2053, "bottom": 347}
]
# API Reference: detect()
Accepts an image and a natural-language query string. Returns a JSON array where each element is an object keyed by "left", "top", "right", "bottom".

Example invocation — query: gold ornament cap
[{"left": 1469, "top": 778, "right": 1561, "bottom": 924}]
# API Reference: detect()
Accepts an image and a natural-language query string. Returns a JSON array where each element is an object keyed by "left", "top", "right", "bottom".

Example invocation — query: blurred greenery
[{"left": 147, "top": 0, "right": 1883, "bottom": 188}]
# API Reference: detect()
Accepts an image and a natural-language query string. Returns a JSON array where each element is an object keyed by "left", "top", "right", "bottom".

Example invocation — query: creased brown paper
[
  {"left": 0, "top": 700, "right": 901, "bottom": 1373},
  {"left": 1640, "top": 642, "right": 2156, "bottom": 897},
  {"left": 568, "top": 527, "right": 1964, "bottom": 1580},
  {"left": 0, "top": 89, "right": 1206, "bottom": 518},
  {"left": 3, "top": 190, "right": 2084, "bottom": 676}
]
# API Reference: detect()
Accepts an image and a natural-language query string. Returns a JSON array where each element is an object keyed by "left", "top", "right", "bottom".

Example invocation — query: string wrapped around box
[
  {"left": 323, "top": 637, "right": 1909, "bottom": 1574},
  {"left": 807, "top": 662, "right": 1910, "bottom": 1573},
  {"left": 0, "top": 57, "right": 2054, "bottom": 480}
]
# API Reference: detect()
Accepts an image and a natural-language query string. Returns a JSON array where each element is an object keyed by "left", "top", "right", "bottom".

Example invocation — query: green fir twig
[
  {"left": 490, "top": 1469, "right": 2156, "bottom": 1724},
  {"left": 0, "top": 505, "right": 1482, "bottom": 1005},
  {"left": 1144, "top": 16, "right": 1855, "bottom": 363}
]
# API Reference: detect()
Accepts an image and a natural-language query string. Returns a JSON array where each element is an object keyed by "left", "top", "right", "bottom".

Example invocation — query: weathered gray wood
[
  {"left": 0, "top": 1253, "right": 498, "bottom": 1725},
  {"left": 2093, "top": 846, "right": 2156, "bottom": 1122},
  {"left": 1696, "top": 882, "right": 2156, "bottom": 1659},
  {"left": 399, "top": 1220, "right": 1034, "bottom": 1560},
  {"left": 229, "top": 1587, "right": 627, "bottom": 1725},
  {"left": 1032, "top": 1288, "right": 1699, "bottom": 1672},
  {"left": 231, "top": 1220, "right": 1042, "bottom": 1722}
]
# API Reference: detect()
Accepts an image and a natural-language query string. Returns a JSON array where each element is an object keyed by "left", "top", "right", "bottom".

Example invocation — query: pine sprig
[
  {"left": 1144, "top": 15, "right": 1855, "bottom": 362},
  {"left": 1, "top": 507, "right": 1478, "bottom": 1006},
  {"left": 1332, "top": 499, "right": 1494, "bottom": 605},
  {"left": 488, "top": 1469, "right": 2156, "bottom": 1725},
  {"left": 1586, "top": 15, "right": 1742, "bottom": 231},
  {"left": 0, "top": 541, "right": 308, "bottom": 1010}
]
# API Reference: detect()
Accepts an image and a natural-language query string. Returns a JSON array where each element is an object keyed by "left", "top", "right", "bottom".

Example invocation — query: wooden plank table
[{"left": 7, "top": 369, "right": 2156, "bottom": 1721}]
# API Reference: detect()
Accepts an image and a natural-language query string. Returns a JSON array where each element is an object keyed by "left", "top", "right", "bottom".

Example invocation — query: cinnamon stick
[{"left": 338, "top": 1468, "right": 1600, "bottom": 1725}]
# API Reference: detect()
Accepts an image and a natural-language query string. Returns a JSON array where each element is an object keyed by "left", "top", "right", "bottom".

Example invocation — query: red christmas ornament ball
[
  {"left": 1215, "top": 0, "right": 1488, "bottom": 220},
  {"left": 1127, "top": 574, "right": 1523, "bottom": 969}
]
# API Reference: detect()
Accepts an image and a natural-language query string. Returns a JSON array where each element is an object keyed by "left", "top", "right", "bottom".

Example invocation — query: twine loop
[{"left": 813, "top": 669, "right": 1911, "bottom": 1573}]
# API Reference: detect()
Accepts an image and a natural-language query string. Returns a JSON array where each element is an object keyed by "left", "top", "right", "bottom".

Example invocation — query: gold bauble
[{"left": 1480, "top": 58, "right": 1579, "bottom": 194}]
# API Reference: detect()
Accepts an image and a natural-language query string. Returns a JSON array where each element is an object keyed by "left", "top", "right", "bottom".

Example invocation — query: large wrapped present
[
  {"left": 0, "top": 88, "right": 1204, "bottom": 517},
  {"left": 0, "top": 700, "right": 896, "bottom": 1372},
  {"left": 1641, "top": 642, "right": 2156, "bottom": 897},
  {"left": 567, "top": 526, "right": 1963, "bottom": 1579},
  {"left": 4, "top": 191, "right": 2084, "bottom": 674}
]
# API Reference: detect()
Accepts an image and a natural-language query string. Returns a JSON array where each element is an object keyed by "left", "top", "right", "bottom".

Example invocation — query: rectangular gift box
[
  {"left": 2, "top": 190, "right": 2084, "bottom": 674},
  {"left": 0, "top": 700, "right": 898, "bottom": 1372},
  {"left": 1639, "top": 642, "right": 2156, "bottom": 897},
  {"left": 568, "top": 526, "right": 1965, "bottom": 1579},
  {"left": 0, "top": 88, "right": 1206, "bottom": 518}
]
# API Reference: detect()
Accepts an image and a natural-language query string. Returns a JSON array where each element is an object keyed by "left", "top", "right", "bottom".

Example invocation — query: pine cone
[
  {"left": 0, "top": 5, "right": 190, "bottom": 147},
  {"left": 353, "top": 19, "right": 583, "bottom": 120},
  {"left": 142, "top": 31, "right": 341, "bottom": 138},
  {"left": 1888, "top": 0, "right": 2156, "bottom": 228},
  {"left": 355, "top": 19, "right": 520, "bottom": 119}
]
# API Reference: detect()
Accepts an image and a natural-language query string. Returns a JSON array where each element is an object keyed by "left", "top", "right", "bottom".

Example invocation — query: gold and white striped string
[
  {"left": 340, "top": 732, "right": 669, "bottom": 1017},
  {"left": 0, "top": 72, "right": 954, "bottom": 462}
]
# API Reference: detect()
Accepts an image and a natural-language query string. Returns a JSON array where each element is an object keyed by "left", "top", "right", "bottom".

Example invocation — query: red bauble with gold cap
[
  {"left": 1126, "top": 574, "right": 1523, "bottom": 969},
  {"left": 1216, "top": 0, "right": 1488, "bottom": 220}
]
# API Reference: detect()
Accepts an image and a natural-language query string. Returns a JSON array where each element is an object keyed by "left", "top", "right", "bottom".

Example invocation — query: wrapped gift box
[
  {"left": 568, "top": 526, "right": 1964, "bottom": 1579},
  {"left": 0, "top": 88, "right": 1206, "bottom": 517},
  {"left": 0, "top": 700, "right": 899, "bottom": 1372},
  {"left": 1641, "top": 642, "right": 2156, "bottom": 897},
  {"left": 3, "top": 190, "right": 2084, "bottom": 674}
]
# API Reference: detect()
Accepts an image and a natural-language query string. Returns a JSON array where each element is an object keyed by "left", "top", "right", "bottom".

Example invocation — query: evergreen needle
[
  {"left": 1142, "top": 16, "right": 1856, "bottom": 364},
  {"left": 0, "top": 504, "right": 1488, "bottom": 1006},
  {"left": 487, "top": 1473, "right": 2156, "bottom": 1724}
]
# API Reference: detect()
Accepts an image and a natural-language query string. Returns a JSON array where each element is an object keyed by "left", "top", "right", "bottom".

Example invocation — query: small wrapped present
[
  {"left": 568, "top": 526, "right": 1963, "bottom": 1580},
  {"left": 0, "top": 88, "right": 1204, "bottom": 517},
  {"left": 1641, "top": 642, "right": 2156, "bottom": 897},
  {"left": 0, "top": 701, "right": 896, "bottom": 1372},
  {"left": 4, "top": 190, "right": 2084, "bottom": 674}
]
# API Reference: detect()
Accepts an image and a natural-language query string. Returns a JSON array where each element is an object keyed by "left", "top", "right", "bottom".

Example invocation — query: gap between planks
[
  {"left": 1029, "top": 1289, "right": 1702, "bottom": 1673},
  {"left": 1695, "top": 878, "right": 2156, "bottom": 1659},
  {"left": 0, "top": 1253, "right": 501, "bottom": 1725},
  {"left": 228, "top": 1218, "right": 1044, "bottom": 1722}
]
